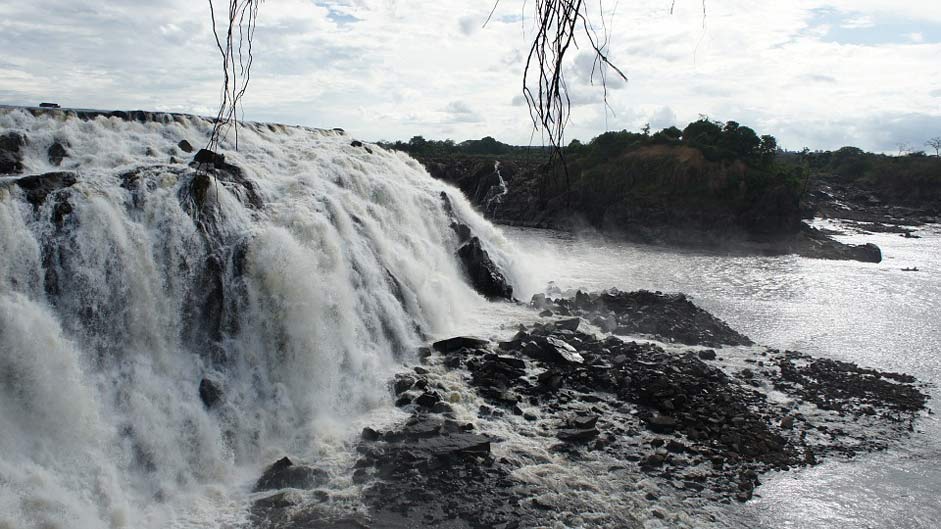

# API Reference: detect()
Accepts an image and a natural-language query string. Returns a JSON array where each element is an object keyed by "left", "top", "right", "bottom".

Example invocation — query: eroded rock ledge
[{"left": 250, "top": 290, "right": 928, "bottom": 529}]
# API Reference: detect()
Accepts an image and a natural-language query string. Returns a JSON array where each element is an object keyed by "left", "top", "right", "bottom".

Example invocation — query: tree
[{"left": 926, "top": 137, "right": 941, "bottom": 157}]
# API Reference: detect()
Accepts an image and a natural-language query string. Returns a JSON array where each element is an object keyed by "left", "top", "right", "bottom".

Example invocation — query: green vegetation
[
  {"left": 783, "top": 146, "right": 941, "bottom": 207},
  {"left": 380, "top": 136, "right": 547, "bottom": 159},
  {"left": 551, "top": 119, "right": 807, "bottom": 235}
]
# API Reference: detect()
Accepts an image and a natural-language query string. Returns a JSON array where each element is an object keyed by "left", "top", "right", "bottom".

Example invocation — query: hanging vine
[{"left": 206, "top": 0, "right": 262, "bottom": 153}]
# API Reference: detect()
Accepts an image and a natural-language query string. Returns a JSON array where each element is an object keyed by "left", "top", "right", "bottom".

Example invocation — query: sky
[{"left": 0, "top": 0, "right": 939, "bottom": 152}]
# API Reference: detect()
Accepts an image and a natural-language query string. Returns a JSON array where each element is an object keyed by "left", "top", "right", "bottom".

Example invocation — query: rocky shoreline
[
  {"left": 419, "top": 156, "right": 898, "bottom": 264},
  {"left": 251, "top": 290, "right": 929, "bottom": 529}
]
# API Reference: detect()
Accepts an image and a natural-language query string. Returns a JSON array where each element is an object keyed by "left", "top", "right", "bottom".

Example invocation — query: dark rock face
[
  {"left": 15, "top": 172, "right": 78, "bottom": 208},
  {"left": 1, "top": 131, "right": 26, "bottom": 174},
  {"left": 177, "top": 140, "right": 194, "bottom": 153},
  {"left": 355, "top": 415, "right": 540, "bottom": 528},
  {"left": 537, "top": 289, "right": 752, "bottom": 347},
  {"left": 198, "top": 378, "right": 223, "bottom": 409},
  {"left": 433, "top": 336, "right": 489, "bottom": 354},
  {"left": 439, "top": 191, "right": 514, "bottom": 301},
  {"left": 797, "top": 224, "right": 882, "bottom": 263},
  {"left": 457, "top": 237, "right": 513, "bottom": 300},
  {"left": 185, "top": 152, "right": 263, "bottom": 215},
  {"left": 47, "top": 142, "right": 68, "bottom": 166},
  {"left": 439, "top": 312, "right": 927, "bottom": 506},
  {"left": 254, "top": 457, "right": 330, "bottom": 492}
]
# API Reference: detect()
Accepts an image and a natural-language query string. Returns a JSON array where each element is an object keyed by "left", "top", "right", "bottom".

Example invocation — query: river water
[
  {"left": 2, "top": 107, "right": 938, "bottom": 528},
  {"left": 501, "top": 222, "right": 941, "bottom": 528}
]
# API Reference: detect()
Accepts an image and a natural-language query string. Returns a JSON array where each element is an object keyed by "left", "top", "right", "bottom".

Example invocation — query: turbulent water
[
  {"left": 2, "top": 107, "right": 937, "bottom": 529},
  {"left": 0, "top": 108, "right": 532, "bottom": 529},
  {"left": 504, "top": 222, "right": 941, "bottom": 528}
]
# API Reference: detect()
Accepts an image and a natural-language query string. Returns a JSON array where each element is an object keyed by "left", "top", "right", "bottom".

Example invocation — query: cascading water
[{"left": 0, "top": 107, "right": 530, "bottom": 529}]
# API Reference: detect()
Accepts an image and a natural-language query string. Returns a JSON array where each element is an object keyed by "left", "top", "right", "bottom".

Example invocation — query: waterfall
[{"left": 0, "top": 107, "right": 528, "bottom": 529}]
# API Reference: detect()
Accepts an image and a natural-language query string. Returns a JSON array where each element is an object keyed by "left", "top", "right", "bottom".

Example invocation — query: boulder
[
  {"left": 554, "top": 318, "right": 581, "bottom": 332},
  {"left": 178, "top": 140, "right": 195, "bottom": 153},
  {"left": 457, "top": 237, "right": 514, "bottom": 301},
  {"left": 15, "top": 172, "right": 77, "bottom": 208},
  {"left": 433, "top": 336, "right": 489, "bottom": 354},
  {"left": 646, "top": 414, "right": 678, "bottom": 434},
  {"left": 557, "top": 428, "right": 599, "bottom": 442},
  {"left": 47, "top": 142, "right": 68, "bottom": 166},
  {"left": 254, "top": 457, "right": 329, "bottom": 492},
  {"left": 1, "top": 131, "right": 26, "bottom": 174},
  {"left": 198, "top": 378, "right": 223, "bottom": 408},
  {"left": 522, "top": 336, "right": 584, "bottom": 365}
]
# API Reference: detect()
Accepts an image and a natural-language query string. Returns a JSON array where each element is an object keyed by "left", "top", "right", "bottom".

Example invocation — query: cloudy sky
[{"left": 1, "top": 0, "right": 939, "bottom": 151}]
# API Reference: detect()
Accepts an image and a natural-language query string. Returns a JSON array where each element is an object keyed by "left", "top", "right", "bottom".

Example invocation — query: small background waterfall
[{"left": 0, "top": 108, "right": 531, "bottom": 529}]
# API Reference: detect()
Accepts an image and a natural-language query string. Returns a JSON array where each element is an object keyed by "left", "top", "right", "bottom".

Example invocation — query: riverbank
[
  {"left": 419, "top": 155, "right": 887, "bottom": 263},
  {"left": 252, "top": 288, "right": 929, "bottom": 528}
]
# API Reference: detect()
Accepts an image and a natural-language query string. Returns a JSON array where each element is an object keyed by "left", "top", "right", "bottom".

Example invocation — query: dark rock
[
  {"left": 797, "top": 224, "right": 883, "bottom": 263},
  {"left": 198, "top": 378, "right": 223, "bottom": 408},
  {"left": 392, "top": 374, "right": 415, "bottom": 395},
  {"left": 521, "top": 336, "right": 583, "bottom": 365},
  {"left": 557, "top": 428, "right": 599, "bottom": 442},
  {"left": 1, "top": 131, "right": 26, "bottom": 174},
  {"left": 457, "top": 237, "right": 514, "bottom": 301},
  {"left": 362, "top": 427, "right": 381, "bottom": 442},
  {"left": 351, "top": 140, "right": 364, "bottom": 148},
  {"left": 415, "top": 391, "right": 442, "bottom": 409},
  {"left": 432, "top": 336, "right": 489, "bottom": 354},
  {"left": 555, "top": 318, "right": 581, "bottom": 332},
  {"left": 177, "top": 140, "right": 195, "bottom": 153},
  {"left": 15, "top": 172, "right": 77, "bottom": 208},
  {"left": 47, "top": 142, "right": 68, "bottom": 166},
  {"left": 254, "top": 457, "right": 329, "bottom": 492},
  {"left": 194, "top": 149, "right": 225, "bottom": 168},
  {"left": 39, "top": 102, "right": 60, "bottom": 108},
  {"left": 450, "top": 221, "right": 472, "bottom": 243},
  {"left": 698, "top": 349, "right": 717, "bottom": 361},
  {"left": 646, "top": 414, "right": 678, "bottom": 434}
]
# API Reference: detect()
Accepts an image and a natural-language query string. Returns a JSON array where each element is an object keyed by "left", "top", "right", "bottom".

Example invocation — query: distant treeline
[
  {"left": 390, "top": 119, "right": 940, "bottom": 230},
  {"left": 379, "top": 136, "right": 548, "bottom": 159},
  {"left": 781, "top": 147, "right": 941, "bottom": 207}
]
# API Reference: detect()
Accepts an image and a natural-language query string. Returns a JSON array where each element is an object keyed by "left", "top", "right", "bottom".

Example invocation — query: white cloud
[{"left": 0, "top": 0, "right": 937, "bottom": 152}]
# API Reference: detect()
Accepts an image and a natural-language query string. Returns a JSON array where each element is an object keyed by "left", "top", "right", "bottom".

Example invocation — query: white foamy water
[{"left": 0, "top": 108, "right": 532, "bottom": 529}]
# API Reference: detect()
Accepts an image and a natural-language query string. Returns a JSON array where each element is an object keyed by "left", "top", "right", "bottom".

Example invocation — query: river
[{"left": 501, "top": 221, "right": 941, "bottom": 528}]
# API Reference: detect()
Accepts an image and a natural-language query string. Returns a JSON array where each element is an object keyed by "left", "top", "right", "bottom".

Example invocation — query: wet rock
[
  {"left": 797, "top": 224, "right": 883, "bottom": 263},
  {"left": 521, "top": 336, "right": 584, "bottom": 365},
  {"left": 415, "top": 391, "right": 442, "bottom": 409},
  {"left": 432, "top": 336, "right": 489, "bottom": 354},
  {"left": 457, "top": 237, "right": 514, "bottom": 301},
  {"left": 15, "top": 171, "right": 77, "bottom": 208},
  {"left": 540, "top": 289, "right": 752, "bottom": 347},
  {"left": 361, "top": 427, "right": 381, "bottom": 442},
  {"left": 194, "top": 148, "right": 225, "bottom": 167},
  {"left": 254, "top": 456, "right": 329, "bottom": 492},
  {"left": 186, "top": 152, "right": 262, "bottom": 212},
  {"left": 0, "top": 131, "right": 26, "bottom": 174},
  {"left": 555, "top": 318, "right": 581, "bottom": 332},
  {"left": 530, "top": 293, "right": 547, "bottom": 309},
  {"left": 646, "top": 414, "right": 678, "bottom": 434},
  {"left": 47, "top": 142, "right": 68, "bottom": 166},
  {"left": 698, "top": 349, "right": 717, "bottom": 361},
  {"left": 177, "top": 139, "right": 194, "bottom": 153},
  {"left": 557, "top": 428, "right": 599, "bottom": 442},
  {"left": 198, "top": 378, "right": 223, "bottom": 408}
]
